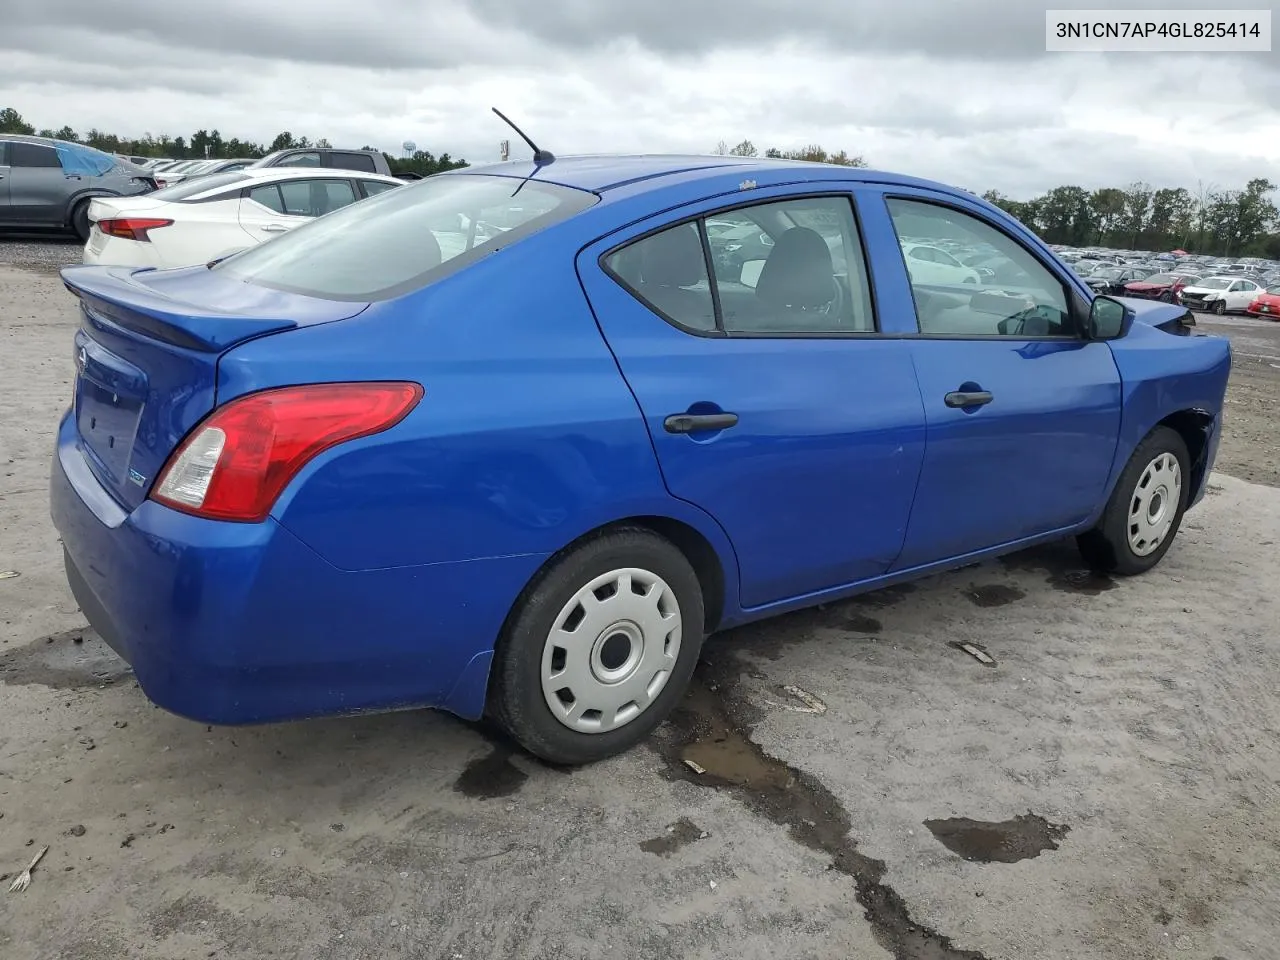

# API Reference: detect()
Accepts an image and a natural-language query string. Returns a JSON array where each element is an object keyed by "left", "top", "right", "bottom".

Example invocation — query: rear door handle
[
  {"left": 664, "top": 412, "right": 739, "bottom": 434},
  {"left": 944, "top": 390, "right": 993, "bottom": 409}
]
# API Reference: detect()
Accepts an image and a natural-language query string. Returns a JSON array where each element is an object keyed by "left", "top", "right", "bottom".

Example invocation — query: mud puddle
[
  {"left": 452, "top": 746, "right": 528, "bottom": 799},
  {"left": 923, "top": 814, "right": 1069, "bottom": 863},
  {"left": 0, "top": 629, "right": 132, "bottom": 689},
  {"left": 999, "top": 545, "right": 1116, "bottom": 596},
  {"left": 640, "top": 817, "right": 707, "bottom": 857},
  {"left": 658, "top": 656, "right": 986, "bottom": 960}
]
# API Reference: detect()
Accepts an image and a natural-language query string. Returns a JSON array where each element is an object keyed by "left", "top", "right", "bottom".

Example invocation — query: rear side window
[
  {"left": 275, "top": 152, "right": 321, "bottom": 167},
  {"left": 54, "top": 143, "right": 115, "bottom": 176},
  {"left": 215, "top": 174, "right": 597, "bottom": 301},
  {"left": 331, "top": 152, "right": 376, "bottom": 172},
  {"left": 0, "top": 142, "right": 7, "bottom": 165},
  {"left": 11, "top": 142, "right": 60, "bottom": 168},
  {"left": 359, "top": 179, "right": 399, "bottom": 198},
  {"left": 247, "top": 184, "right": 286, "bottom": 213},
  {"left": 605, "top": 223, "right": 717, "bottom": 333}
]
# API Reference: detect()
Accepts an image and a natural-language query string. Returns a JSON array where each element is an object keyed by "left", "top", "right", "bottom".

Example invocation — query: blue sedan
[{"left": 50, "top": 155, "right": 1231, "bottom": 765}]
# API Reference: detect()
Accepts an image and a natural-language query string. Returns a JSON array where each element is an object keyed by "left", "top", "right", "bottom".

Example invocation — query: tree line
[
  {"left": 980, "top": 180, "right": 1279, "bottom": 259},
  {"left": 0, "top": 107, "right": 468, "bottom": 178}
]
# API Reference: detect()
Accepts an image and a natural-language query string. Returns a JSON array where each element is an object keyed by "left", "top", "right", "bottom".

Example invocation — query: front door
[
  {"left": 578, "top": 189, "right": 927, "bottom": 610},
  {"left": 860, "top": 190, "right": 1123, "bottom": 569}
]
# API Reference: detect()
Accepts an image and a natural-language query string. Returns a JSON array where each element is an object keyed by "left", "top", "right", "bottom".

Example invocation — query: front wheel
[
  {"left": 1212, "top": 299, "right": 1226, "bottom": 315},
  {"left": 1077, "top": 426, "right": 1190, "bottom": 575},
  {"left": 488, "top": 527, "right": 705, "bottom": 765}
]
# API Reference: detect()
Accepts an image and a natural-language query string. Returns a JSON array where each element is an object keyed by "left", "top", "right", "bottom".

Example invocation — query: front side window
[
  {"left": 216, "top": 174, "right": 596, "bottom": 301},
  {"left": 887, "top": 197, "right": 1072, "bottom": 337},
  {"left": 604, "top": 195, "right": 875, "bottom": 336}
]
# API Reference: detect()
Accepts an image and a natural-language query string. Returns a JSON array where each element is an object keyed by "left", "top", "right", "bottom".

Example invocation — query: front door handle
[
  {"left": 944, "top": 390, "right": 993, "bottom": 409},
  {"left": 260, "top": 224, "right": 288, "bottom": 233},
  {"left": 664, "top": 412, "right": 739, "bottom": 434}
]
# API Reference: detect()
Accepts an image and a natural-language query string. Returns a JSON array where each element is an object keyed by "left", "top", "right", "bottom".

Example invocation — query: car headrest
[
  {"left": 755, "top": 227, "right": 833, "bottom": 309},
  {"left": 640, "top": 225, "right": 705, "bottom": 288}
]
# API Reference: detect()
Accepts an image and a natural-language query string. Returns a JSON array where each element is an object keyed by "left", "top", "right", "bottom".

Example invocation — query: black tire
[
  {"left": 1159, "top": 291, "right": 1173, "bottom": 302},
  {"left": 71, "top": 200, "right": 91, "bottom": 243},
  {"left": 1077, "top": 426, "right": 1191, "bottom": 576},
  {"left": 1212, "top": 299, "right": 1226, "bottom": 315},
  {"left": 488, "top": 526, "right": 705, "bottom": 765}
]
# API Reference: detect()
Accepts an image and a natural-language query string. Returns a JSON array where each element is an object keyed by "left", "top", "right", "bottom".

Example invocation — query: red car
[
  {"left": 1121, "top": 272, "right": 1200, "bottom": 302},
  {"left": 1246, "top": 285, "right": 1280, "bottom": 320}
]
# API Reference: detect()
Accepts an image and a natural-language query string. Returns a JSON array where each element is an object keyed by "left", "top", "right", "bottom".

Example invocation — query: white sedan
[
  {"left": 900, "top": 242, "right": 981, "bottom": 286},
  {"left": 82, "top": 168, "right": 404, "bottom": 270},
  {"left": 1176, "top": 275, "right": 1266, "bottom": 315}
]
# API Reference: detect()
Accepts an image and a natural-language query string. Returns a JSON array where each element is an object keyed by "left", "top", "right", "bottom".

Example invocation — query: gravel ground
[{"left": 1, "top": 250, "right": 1278, "bottom": 960}]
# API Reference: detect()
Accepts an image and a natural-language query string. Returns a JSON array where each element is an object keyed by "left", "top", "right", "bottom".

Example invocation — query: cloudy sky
[{"left": 4, "top": 0, "right": 1277, "bottom": 197}]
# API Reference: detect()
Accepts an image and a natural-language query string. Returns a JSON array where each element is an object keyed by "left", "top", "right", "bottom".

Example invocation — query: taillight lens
[
  {"left": 97, "top": 218, "right": 174, "bottom": 241},
  {"left": 151, "top": 382, "right": 423, "bottom": 522}
]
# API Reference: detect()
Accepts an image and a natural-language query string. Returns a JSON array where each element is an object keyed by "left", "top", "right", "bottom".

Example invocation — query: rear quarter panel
[
  {"left": 214, "top": 224, "right": 741, "bottom": 579},
  {"left": 1104, "top": 323, "right": 1231, "bottom": 508}
]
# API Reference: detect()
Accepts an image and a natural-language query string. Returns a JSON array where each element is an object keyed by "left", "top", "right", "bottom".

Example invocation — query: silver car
[{"left": 0, "top": 135, "right": 157, "bottom": 241}]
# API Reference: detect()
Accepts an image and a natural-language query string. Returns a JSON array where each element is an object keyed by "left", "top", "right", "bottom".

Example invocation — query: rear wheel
[
  {"left": 1077, "top": 426, "right": 1190, "bottom": 576},
  {"left": 71, "top": 200, "right": 91, "bottom": 243},
  {"left": 489, "top": 527, "right": 705, "bottom": 765}
]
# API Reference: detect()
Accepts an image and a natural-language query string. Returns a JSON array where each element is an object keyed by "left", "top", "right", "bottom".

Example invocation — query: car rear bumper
[
  {"left": 82, "top": 232, "right": 165, "bottom": 268},
  {"left": 50, "top": 411, "right": 543, "bottom": 725}
]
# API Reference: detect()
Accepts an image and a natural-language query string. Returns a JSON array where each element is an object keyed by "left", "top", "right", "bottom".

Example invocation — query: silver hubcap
[
  {"left": 541, "top": 568, "right": 682, "bottom": 734},
  {"left": 1128, "top": 452, "right": 1182, "bottom": 557}
]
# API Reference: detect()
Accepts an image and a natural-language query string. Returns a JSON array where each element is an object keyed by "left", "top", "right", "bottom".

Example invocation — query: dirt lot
[{"left": 1, "top": 249, "right": 1278, "bottom": 960}]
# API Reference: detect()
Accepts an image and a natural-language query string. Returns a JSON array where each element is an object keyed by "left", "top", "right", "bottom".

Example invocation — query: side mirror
[{"left": 1088, "top": 295, "right": 1131, "bottom": 340}]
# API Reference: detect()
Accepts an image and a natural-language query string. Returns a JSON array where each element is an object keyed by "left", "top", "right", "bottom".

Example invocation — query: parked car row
[
  {"left": 1052, "top": 244, "right": 1280, "bottom": 318},
  {"left": 83, "top": 167, "right": 403, "bottom": 269},
  {"left": 0, "top": 136, "right": 412, "bottom": 243}
]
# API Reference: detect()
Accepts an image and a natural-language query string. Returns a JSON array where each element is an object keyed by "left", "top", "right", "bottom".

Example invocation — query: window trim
[
  {"left": 881, "top": 192, "right": 1090, "bottom": 342},
  {"left": 598, "top": 191, "right": 883, "bottom": 340}
]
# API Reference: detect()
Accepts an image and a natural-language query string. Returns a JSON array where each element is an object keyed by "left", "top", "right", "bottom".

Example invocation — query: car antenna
[{"left": 492, "top": 107, "right": 555, "bottom": 165}]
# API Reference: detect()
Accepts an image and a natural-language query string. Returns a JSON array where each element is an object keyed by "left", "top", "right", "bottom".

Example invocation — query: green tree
[
  {"left": 729, "top": 139, "right": 758, "bottom": 157},
  {"left": 0, "top": 107, "right": 35, "bottom": 134}
]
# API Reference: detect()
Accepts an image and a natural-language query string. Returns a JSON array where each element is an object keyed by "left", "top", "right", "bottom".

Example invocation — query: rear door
[
  {"left": 578, "top": 186, "right": 927, "bottom": 610},
  {"left": 7, "top": 141, "right": 66, "bottom": 223},
  {"left": 237, "top": 180, "right": 312, "bottom": 241},
  {"left": 857, "top": 188, "right": 1122, "bottom": 568}
]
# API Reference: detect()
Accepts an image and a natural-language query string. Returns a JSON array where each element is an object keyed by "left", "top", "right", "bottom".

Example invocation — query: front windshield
[
  {"left": 1199, "top": 278, "right": 1231, "bottom": 290},
  {"left": 215, "top": 173, "right": 598, "bottom": 301},
  {"left": 1144, "top": 274, "right": 1176, "bottom": 284}
]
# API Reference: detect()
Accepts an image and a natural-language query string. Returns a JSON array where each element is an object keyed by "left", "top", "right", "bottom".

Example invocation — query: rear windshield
[
  {"left": 214, "top": 173, "right": 598, "bottom": 301},
  {"left": 149, "top": 172, "right": 252, "bottom": 201}
]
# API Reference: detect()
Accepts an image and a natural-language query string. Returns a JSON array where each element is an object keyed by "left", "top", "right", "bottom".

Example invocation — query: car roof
[
  {"left": 234, "top": 167, "right": 401, "bottom": 185},
  {"left": 443, "top": 154, "right": 948, "bottom": 195}
]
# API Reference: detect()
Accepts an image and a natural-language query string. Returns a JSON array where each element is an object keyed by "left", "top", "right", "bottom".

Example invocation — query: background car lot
[{"left": 1, "top": 245, "right": 1279, "bottom": 959}]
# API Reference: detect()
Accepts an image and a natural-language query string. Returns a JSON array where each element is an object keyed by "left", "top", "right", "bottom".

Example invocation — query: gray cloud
[{"left": 2, "top": 0, "right": 1276, "bottom": 198}]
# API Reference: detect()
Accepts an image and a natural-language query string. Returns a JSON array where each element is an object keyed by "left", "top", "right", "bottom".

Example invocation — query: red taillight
[
  {"left": 97, "top": 218, "right": 174, "bottom": 242},
  {"left": 151, "top": 382, "right": 423, "bottom": 522}
]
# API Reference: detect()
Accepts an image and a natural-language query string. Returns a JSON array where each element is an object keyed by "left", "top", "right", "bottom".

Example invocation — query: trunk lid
[
  {"left": 61, "top": 264, "right": 369, "bottom": 511},
  {"left": 86, "top": 195, "right": 168, "bottom": 224}
]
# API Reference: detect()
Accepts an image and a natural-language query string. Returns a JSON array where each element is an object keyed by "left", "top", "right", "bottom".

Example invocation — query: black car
[{"left": 1082, "top": 266, "right": 1157, "bottom": 295}]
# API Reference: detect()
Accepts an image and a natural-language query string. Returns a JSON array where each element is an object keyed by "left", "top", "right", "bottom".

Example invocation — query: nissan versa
[{"left": 50, "top": 155, "right": 1231, "bottom": 765}]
